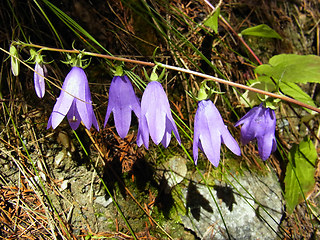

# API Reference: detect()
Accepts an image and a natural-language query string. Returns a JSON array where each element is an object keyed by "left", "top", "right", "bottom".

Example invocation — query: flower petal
[
  {"left": 103, "top": 76, "right": 119, "bottom": 128},
  {"left": 234, "top": 105, "right": 259, "bottom": 127},
  {"left": 47, "top": 67, "right": 99, "bottom": 130},
  {"left": 47, "top": 115, "right": 53, "bottom": 129},
  {"left": 137, "top": 116, "right": 149, "bottom": 149},
  {"left": 236, "top": 104, "right": 264, "bottom": 145},
  {"left": 257, "top": 108, "right": 277, "bottom": 160},
  {"left": 67, "top": 100, "right": 81, "bottom": 130},
  {"left": 34, "top": 63, "right": 46, "bottom": 98},
  {"left": 200, "top": 127, "right": 221, "bottom": 168},
  {"left": 160, "top": 116, "right": 174, "bottom": 148},
  {"left": 146, "top": 109, "right": 166, "bottom": 145},
  {"left": 257, "top": 134, "right": 273, "bottom": 160},
  {"left": 49, "top": 94, "right": 74, "bottom": 129},
  {"left": 75, "top": 68, "right": 92, "bottom": 129},
  {"left": 165, "top": 111, "right": 181, "bottom": 145},
  {"left": 104, "top": 76, "right": 140, "bottom": 138},
  {"left": 48, "top": 67, "right": 84, "bottom": 129},
  {"left": 142, "top": 82, "right": 167, "bottom": 145},
  {"left": 193, "top": 100, "right": 240, "bottom": 167},
  {"left": 220, "top": 125, "right": 241, "bottom": 156},
  {"left": 235, "top": 104, "right": 277, "bottom": 160},
  {"left": 121, "top": 75, "right": 141, "bottom": 119},
  {"left": 113, "top": 104, "right": 132, "bottom": 138},
  {"left": 193, "top": 102, "right": 204, "bottom": 164},
  {"left": 139, "top": 81, "right": 180, "bottom": 148}
]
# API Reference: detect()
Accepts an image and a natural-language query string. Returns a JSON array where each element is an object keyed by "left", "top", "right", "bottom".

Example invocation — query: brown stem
[
  {"left": 3, "top": 43, "right": 320, "bottom": 113},
  {"left": 202, "top": 0, "right": 263, "bottom": 65},
  {"left": 158, "top": 63, "right": 320, "bottom": 114}
]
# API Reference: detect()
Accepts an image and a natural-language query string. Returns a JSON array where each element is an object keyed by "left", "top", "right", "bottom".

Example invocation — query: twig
[
  {"left": 202, "top": 0, "right": 263, "bottom": 65},
  {"left": 2, "top": 43, "right": 320, "bottom": 113}
]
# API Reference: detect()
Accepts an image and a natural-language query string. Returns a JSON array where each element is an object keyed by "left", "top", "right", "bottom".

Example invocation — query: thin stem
[
  {"left": 74, "top": 129, "right": 138, "bottom": 240},
  {"left": 158, "top": 63, "right": 320, "bottom": 114},
  {"left": 15, "top": 42, "right": 155, "bottom": 66},
  {"left": 4, "top": 43, "right": 320, "bottom": 113},
  {"left": 202, "top": 0, "right": 263, "bottom": 65}
]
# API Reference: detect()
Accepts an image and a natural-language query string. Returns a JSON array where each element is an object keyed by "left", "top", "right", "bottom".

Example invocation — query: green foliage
[
  {"left": 204, "top": 7, "right": 220, "bottom": 34},
  {"left": 255, "top": 54, "right": 320, "bottom": 84},
  {"left": 240, "top": 77, "right": 274, "bottom": 107},
  {"left": 242, "top": 76, "right": 317, "bottom": 112},
  {"left": 241, "top": 54, "right": 319, "bottom": 111},
  {"left": 284, "top": 137, "right": 317, "bottom": 214},
  {"left": 240, "top": 24, "right": 282, "bottom": 39},
  {"left": 278, "top": 82, "right": 317, "bottom": 110},
  {"left": 40, "top": 0, "right": 111, "bottom": 55}
]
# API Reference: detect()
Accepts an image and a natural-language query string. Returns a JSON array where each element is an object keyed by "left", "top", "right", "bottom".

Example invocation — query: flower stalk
[{"left": 2, "top": 43, "right": 319, "bottom": 113}]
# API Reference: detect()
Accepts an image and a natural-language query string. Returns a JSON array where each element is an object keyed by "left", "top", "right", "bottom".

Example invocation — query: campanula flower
[
  {"left": 193, "top": 99, "right": 241, "bottom": 167},
  {"left": 235, "top": 103, "right": 277, "bottom": 160},
  {"left": 104, "top": 75, "right": 141, "bottom": 139},
  {"left": 34, "top": 62, "right": 47, "bottom": 98},
  {"left": 137, "top": 81, "right": 181, "bottom": 149},
  {"left": 47, "top": 66, "right": 99, "bottom": 131}
]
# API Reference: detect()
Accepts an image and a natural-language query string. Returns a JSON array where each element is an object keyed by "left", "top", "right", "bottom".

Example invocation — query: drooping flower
[
  {"left": 104, "top": 75, "right": 141, "bottom": 139},
  {"left": 34, "top": 62, "right": 47, "bottom": 98},
  {"left": 137, "top": 81, "right": 181, "bottom": 149},
  {"left": 47, "top": 66, "right": 99, "bottom": 131},
  {"left": 193, "top": 99, "right": 241, "bottom": 167},
  {"left": 234, "top": 103, "right": 277, "bottom": 160}
]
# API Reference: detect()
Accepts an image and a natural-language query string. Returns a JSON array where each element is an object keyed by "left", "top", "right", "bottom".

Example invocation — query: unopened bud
[{"left": 10, "top": 45, "right": 20, "bottom": 76}]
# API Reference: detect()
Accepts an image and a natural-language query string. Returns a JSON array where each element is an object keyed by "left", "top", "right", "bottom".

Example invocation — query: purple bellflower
[
  {"left": 104, "top": 75, "right": 141, "bottom": 139},
  {"left": 34, "top": 62, "right": 47, "bottom": 98},
  {"left": 235, "top": 103, "right": 277, "bottom": 160},
  {"left": 137, "top": 81, "right": 181, "bottom": 149},
  {"left": 193, "top": 100, "right": 241, "bottom": 167},
  {"left": 47, "top": 66, "right": 99, "bottom": 131}
]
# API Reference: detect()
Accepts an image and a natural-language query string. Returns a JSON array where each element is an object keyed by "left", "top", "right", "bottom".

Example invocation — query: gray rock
[
  {"left": 94, "top": 196, "right": 113, "bottom": 208},
  {"left": 164, "top": 156, "right": 188, "bottom": 189},
  {"left": 181, "top": 170, "right": 283, "bottom": 239}
]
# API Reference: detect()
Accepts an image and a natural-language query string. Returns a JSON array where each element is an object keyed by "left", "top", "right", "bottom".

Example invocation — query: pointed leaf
[
  {"left": 255, "top": 54, "right": 320, "bottom": 84},
  {"left": 204, "top": 7, "right": 220, "bottom": 34},
  {"left": 240, "top": 24, "right": 282, "bottom": 39},
  {"left": 279, "top": 82, "right": 316, "bottom": 113},
  {"left": 284, "top": 137, "right": 317, "bottom": 214}
]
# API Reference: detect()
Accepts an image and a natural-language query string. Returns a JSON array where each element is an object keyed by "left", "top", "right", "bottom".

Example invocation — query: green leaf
[
  {"left": 240, "top": 24, "right": 282, "bottom": 39},
  {"left": 239, "top": 77, "right": 275, "bottom": 107},
  {"left": 255, "top": 54, "right": 320, "bottom": 84},
  {"left": 279, "top": 82, "right": 316, "bottom": 113},
  {"left": 204, "top": 7, "right": 220, "bottom": 34},
  {"left": 284, "top": 137, "right": 317, "bottom": 214},
  {"left": 251, "top": 60, "right": 318, "bottom": 110}
]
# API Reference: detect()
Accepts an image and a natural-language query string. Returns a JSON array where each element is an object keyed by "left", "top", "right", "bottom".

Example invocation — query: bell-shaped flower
[
  {"left": 235, "top": 103, "right": 277, "bottom": 160},
  {"left": 34, "top": 62, "right": 47, "bottom": 98},
  {"left": 47, "top": 66, "right": 99, "bottom": 131},
  {"left": 193, "top": 99, "right": 241, "bottom": 167},
  {"left": 104, "top": 75, "right": 141, "bottom": 139},
  {"left": 137, "top": 81, "right": 181, "bottom": 149}
]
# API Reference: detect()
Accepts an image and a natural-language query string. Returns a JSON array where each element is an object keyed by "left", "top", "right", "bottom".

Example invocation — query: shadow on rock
[
  {"left": 214, "top": 185, "right": 236, "bottom": 212},
  {"left": 186, "top": 181, "right": 213, "bottom": 221}
]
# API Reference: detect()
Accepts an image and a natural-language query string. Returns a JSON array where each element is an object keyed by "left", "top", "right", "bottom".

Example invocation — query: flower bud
[{"left": 10, "top": 45, "right": 20, "bottom": 76}]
